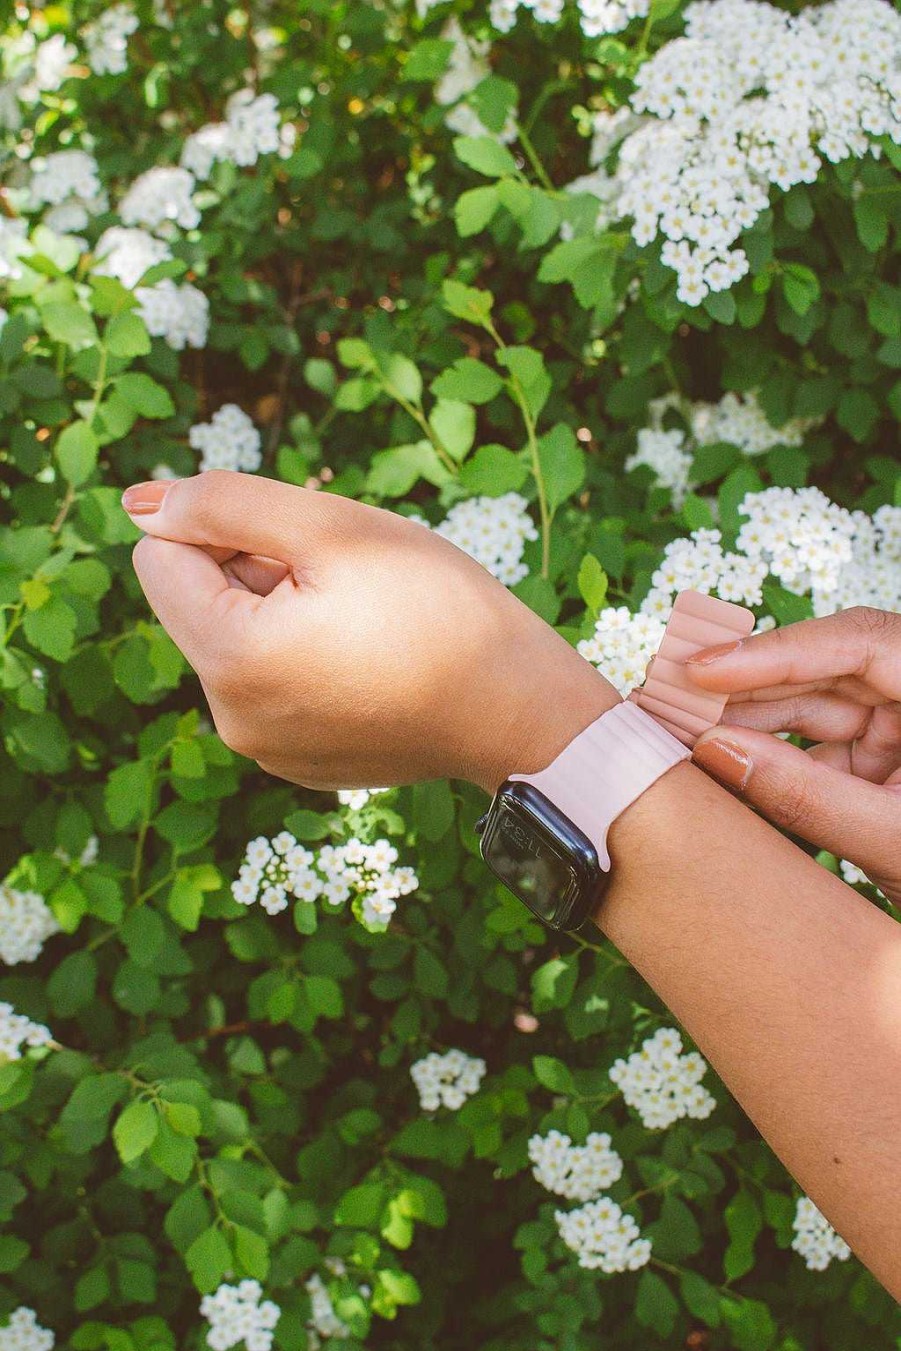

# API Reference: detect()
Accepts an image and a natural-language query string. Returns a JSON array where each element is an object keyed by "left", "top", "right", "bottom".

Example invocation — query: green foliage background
[{"left": 1, "top": 1, "right": 900, "bottom": 1348}]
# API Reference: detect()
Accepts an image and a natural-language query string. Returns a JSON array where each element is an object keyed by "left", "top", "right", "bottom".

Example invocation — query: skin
[{"left": 124, "top": 471, "right": 901, "bottom": 1299}]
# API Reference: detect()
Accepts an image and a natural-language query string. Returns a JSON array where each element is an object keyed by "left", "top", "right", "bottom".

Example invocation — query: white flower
[
  {"left": 304, "top": 1273, "right": 350, "bottom": 1341},
  {"left": 791, "top": 1196, "right": 852, "bottom": 1271},
  {"left": 528, "top": 1129, "right": 624, "bottom": 1202},
  {"left": 555, "top": 1196, "right": 652, "bottom": 1272},
  {"left": 119, "top": 166, "right": 200, "bottom": 233},
  {"left": 181, "top": 90, "right": 283, "bottom": 181},
  {"left": 0, "top": 1307, "right": 54, "bottom": 1351},
  {"left": 608, "top": 1026, "right": 716, "bottom": 1129},
  {"left": 0, "top": 1002, "right": 53, "bottom": 1063},
  {"left": 94, "top": 226, "right": 172, "bottom": 290},
  {"left": 189, "top": 404, "right": 262, "bottom": 474},
  {"left": 435, "top": 492, "right": 538, "bottom": 586},
  {"left": 410, "top": 1048, "right": 486, "bottom": 1111},
  {"left": 435, "top": 19, "right": 518, "bottom": 143},
  {"left": 200, "top": 1280, "right": 281, "bottom": 1351},
  {"left": 0, "top": 883, "right": 60, "bottom": 965},
  {"left": 337, "top": 787, "right": 389, "bottom": 811},
  {"left": 29, "top": 151, "right": 102, "bottom": 208},
  {"left": 136, "top": 279, "right": 209, "bottom": 350},
  {"left": 0, "top": 219, "right": 30, "bottom": 282},
  {"left": 578, "top": 607, "right": 666, "bottom": 697},
  {"left": 82, "top": 4, "right": 139, "bottom": 76},
  {"left": 32, "top": 34, "right": 76, "bottom": 92}
]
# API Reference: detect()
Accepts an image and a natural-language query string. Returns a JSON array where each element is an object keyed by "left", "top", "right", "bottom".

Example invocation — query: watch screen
[{"left": 487, "top": 798, "right": 576, "bottom": 924}]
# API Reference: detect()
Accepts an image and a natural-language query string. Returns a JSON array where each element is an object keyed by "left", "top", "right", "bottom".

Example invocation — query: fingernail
[
  {"left": 121, "top": 481, "right": 173, "bottom": 515},
  {"left": 692, "top": 737, "right": 753, "bottom": 792},
  {"left": 686, "top": 639, "right": 742, "bottom": 666}
]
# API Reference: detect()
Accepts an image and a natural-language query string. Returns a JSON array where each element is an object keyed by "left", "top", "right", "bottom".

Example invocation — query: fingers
[
  {"left": 221, "top": 554, "right": 291, "bottom": 595},
  {"left": 724, "top": 693, "right": 872, "bottom": 745},
  {"left": 686, "top": 608, "right": 901, "bottom": 702},
  {"left": 692, "top": 724, "right": 901, "bottom": 881},
  {"left": 122, "top": 471, "right": 355, "bottom": 566},
  {"left": 131, "top": 535, "right": 259, "bottom": 673}
]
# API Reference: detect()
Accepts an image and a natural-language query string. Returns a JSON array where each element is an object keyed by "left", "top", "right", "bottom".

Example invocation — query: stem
[
  {"left": 387, "top": 386, "right": 459, "bottom": 477},
  {"left": 517, "top": 123, "right": 554, "bottom": 193}
]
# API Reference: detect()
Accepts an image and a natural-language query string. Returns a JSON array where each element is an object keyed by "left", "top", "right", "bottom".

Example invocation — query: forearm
[{"left": 602, "top": 760, "right": 901, "bottom": 1297}]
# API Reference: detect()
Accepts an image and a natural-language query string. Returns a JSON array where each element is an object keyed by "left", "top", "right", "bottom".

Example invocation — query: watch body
[{"left": 476, "top": 780, "right": 605, "bottom": 932}]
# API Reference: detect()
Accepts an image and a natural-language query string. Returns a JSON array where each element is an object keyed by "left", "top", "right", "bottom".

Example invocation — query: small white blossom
[
  {"left": 94, "top": 226, "right": 172, "bottom": 290},
  {"left": 82, "top": 4, "right": 139, "bottom": 76},
  {"left": 0, "top": 1002, "right": 53, "bottom": 1063},
  {"left": 410, "top": 1048, "right": 486, "bottom": 1111},
  {"left": 434, "top": 20, "right": 517, "bottom": 143},
  {"left": 337, "top": 787, "right": 390, "bottom": 811},
  {"left": 189, "top": 405, "right": 262, "bottom": 474},
  {"left": 528, "top": 1129, "right": 624, "bottom": 1202},
  {"left": 791, "top": 1196, "right": 852, "bottom": 1271},
  {"left": 608, "top": 1026, "right": 716, "bottom": 1130},
  {"left": 32, "top": 34, "right": 76, "bottom": 93},
  {"left": 181, "top": 90, "right": 283, "bottom": 180},
  {"left": 555, "top": 1196, "right": 652, "bottom": 1273},
  {"left": 119, "top": 166, "right": 200, "bottom": 233},
  {"left": 304, "top": 1273, "right": 350, "bottom": 1341},
  {"left": 578, "top": 607, "right": 666, "bottom": 697},
  {"left": 435, "top": 493, "right": 538, "bottom": 586},
  {"left": 0, "top": 1308, "right": 54, "bottom": 1351},
  {"left": 200, "top": 1280, "right": 281, "bottom": 1351},
  {"left": 0, "top": 883, "right": 60, "bottom": 965},
  {"left": 136, "top": 279, "right": 209, "bottom": 350}
]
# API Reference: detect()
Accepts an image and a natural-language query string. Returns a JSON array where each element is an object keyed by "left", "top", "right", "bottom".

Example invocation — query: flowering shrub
[{"left": 0, "top": 1, "right": 899, "bottom": 1349}]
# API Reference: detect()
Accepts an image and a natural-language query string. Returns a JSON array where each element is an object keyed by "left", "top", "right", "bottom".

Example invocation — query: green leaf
[
  {"left": 430, "top": 399, "right": 476, "bottom": 461},
  {"left": 105, "top": 759, "right": 154, "bottom": 830},
  {"left": 531, "top": 955, "right": 578, "bottom": 1012},
  {"left": 455, "top": 185, "right": 500, "bottom": 238},
  {"left": 168, "top": 864, "right": 221, "bottom": 931},
  {"left": 23, "top": 596, "right": 78, "bottom": 662},
  {"left": 113, "top": 373, "right": 175, "bottom": 419},
  {"left": 537, "top": 423, "right": 585, "bottom": 514},
  {"left": 413, "top": 947, "right": 449, "bottom": 998},
  {"left": 498, "top": 345, "right": 551, "bottom": 420},
  {"left": 186, "top": 1225, "right": 233, "bottom": 1294},
  {"left": 852, "top": 195, "right": 888, "bottom": 252},
  {"left": 412, "top": 778, "right": 455, "bottom": 841},
  {"left": 690, "top": 441, "right": 743, "bottom": 485},
  {"left": 367, "top": 441, "right": 450, "bottom": 496},
  {"left": 781, "top": 263, "right": 820, "bottom": 317},
  {"left": 532, "top": 1055, "right": 576, "bottom": 1094},
  {"left": 42, "top": 301, "right": 99, "bottom": 350},
  {"left": 335, "top": 1182, "right": 387, "bottom": 1228},
  {"left": 537, "top": 234, "right": 621, "bottom": 309},
  {"left": 467, "top": 75, "right": 518, "bottom": 135},
  {"left": 577, "top": 553, "right": 608, "bottom": 612},
  {"left": 404, "top": 37, "right": 454, "bottom": 80},
  {"left": 761, "top": 582, "right": 813, "bottom": 626},
  {"left": 682, "top": 492, "right": 715, "bottom": 530},
  {"left": 378, "top": 352, "right": 422, "bottom": 404},
  {"left": 56, "top": 420, "right": 99, "bottom": 487},
  {"left": 722, "top": 1297, "right": 777, "bottom": 1351},
  {"left": 724, "top": 1187, "right": 762, "bottom": 1281},
  {"left": 636, "top": 1269, "right": 680, "bottom": 1337},
  {"left": 432, "top": 358, "right": 504, "bottom": 405},
  {"left": 459, "top": 444, "right": 527, "bottom": 496},
  {"left": 453, "top": 135, "right": 518, "bottom": 179},
  {"left": 680, "top": 1271, "right": 722, "bottom": 1327},
  {"left": 441, "top": 279, "right": 494, "bottom": 326},
  {"left": 106, "top": 310, "right": 151, "bottom": 357},
  {"left": 113, "top": 1099, "right": 160, "bottom": 1164},
  {"left": 59, "top": 1074, "right": 128, "bottom": 1153},
  {"left": 48, "top": 950, "right": 97, "bottom": 1016},
  {"left": 836, "top": 387, "right": 879, "bottom": 443},
  {"left": 648, "top": 1194, "right": 702, "bottom": 1262}
]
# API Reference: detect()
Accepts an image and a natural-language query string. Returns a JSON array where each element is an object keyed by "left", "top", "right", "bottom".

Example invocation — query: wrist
[{"left": 469, "top": 643, "right": 621, "bottom": 795}]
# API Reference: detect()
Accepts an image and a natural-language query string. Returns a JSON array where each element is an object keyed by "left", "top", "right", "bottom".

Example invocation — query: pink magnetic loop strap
[
  {"left": 629, "top": 590, "right": 755, "bottom": 748},
  {"left": 511, "top": 701, "right": 690, "bottom": 871}
]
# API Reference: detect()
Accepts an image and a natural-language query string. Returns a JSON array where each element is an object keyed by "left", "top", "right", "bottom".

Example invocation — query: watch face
[{"left": 478, "top": 784, "right": 602, "bottom": 931}]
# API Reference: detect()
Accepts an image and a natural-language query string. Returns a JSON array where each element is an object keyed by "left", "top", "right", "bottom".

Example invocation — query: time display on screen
[{"left": 486, "top": 798, "right": 577, "bottom": 924}]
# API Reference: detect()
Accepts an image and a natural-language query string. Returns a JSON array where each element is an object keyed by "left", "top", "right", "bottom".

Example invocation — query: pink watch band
[
  {"left": 630, "top": 590, "right": 755, "bottom": 748},
  {"left": 510, "top": 701, "right": 690, "bottom": 870}
]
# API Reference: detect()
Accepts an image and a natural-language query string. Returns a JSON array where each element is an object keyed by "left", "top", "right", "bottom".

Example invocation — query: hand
[
  {"left": 123, "top": 472, "right": 618, "bottom": 794},
  {"left": 686, "top": 607, "right": 901, "bottom": 902}
]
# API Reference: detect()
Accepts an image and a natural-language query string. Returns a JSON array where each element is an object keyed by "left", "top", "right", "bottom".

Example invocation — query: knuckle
[
  {"left": 767, "top": 770, "right": 818, "bottom": 836},
  {"left": 183, "top": 470, "right": 233, "bottom": 534},
  {"left": 848, "top": 605, "right": 893, "bottom": 639}
]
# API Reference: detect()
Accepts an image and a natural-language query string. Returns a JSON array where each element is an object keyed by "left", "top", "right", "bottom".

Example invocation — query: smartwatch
[{"left": 476, "top": 589, "right": 755, "bottom": 931}]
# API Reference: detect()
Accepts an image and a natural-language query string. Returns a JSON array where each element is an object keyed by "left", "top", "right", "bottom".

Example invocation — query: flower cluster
[
  {"left": 608, "top": 1027, "right": 716, "bottom": 1130},
  {"left": 435, "top": 492, "right": 537, "bottom": 586},
  {"left": 232, "top": 832, "right": 419, "bottom": 931},
  {"left": 304, "top": 1273, "right": 350, "bottom": 1343},
  {"left": 528, "top": 1129, "right": 624, "bottom": 1202},
  {"left": 0, "top": 1308, "right": 54, "bottom": 1351},
  {"left": 791, "top": 1196, "right": 852, "bottom": 1271},
  {"left": 137, "top": 278, "right": 210, "bottom": 351},
  {"left": 736, "top": 487, "right": 856, "bottom": 605},
  {"left": 82, "top": 4, "right": 139, "bottom": 76},
  {"left": 577, "top": 608, "right": 665, "bottom": 697},
  {"left": 627, "top": 391, "right": 820, "bottom": 505},
  {"left": 488, "top": 0, "right": 648, "bottom": 37},
  {"left": 0, "top": 883, "right": 60, "bottom": 965},
  {"left": 433, "top": 20, "right": 516, "bottom": 142},
  {"left": 0, "top": 1002, "right": 53, "bottom": 1063},
  {"left": 337, "top": 787, "right": 390, "bottom": 811},
  {"left": 189, "top": 404, "right": 262, "bottom": 474},
  {"left": 181, "top": 90, "right": 284, "bottom": 179},
  {"left": 555, "top": 1197, "right": 652, "bottom": 1273},
  {"left": 200, "top": 1281, "right": 281, "bottom": 1351},
  {"left": 28, "top": 150, "right": 106, "bottom": 241},
  {"left": 410, "top": 1048, "right": 486, "bottom": 1110},
  {"left": 823, "top": 503, "right": 901, "bottom": 617},
  {"left": 644, "top": 527, "right": 769, "bottom": 614},
  {"left": 94, "top": 226, "right": 171, "bottom": 290},
  {"left": 119, "top": 166, "right": 201, "bottom": 234},
  {"left": 580, "top": 0, "right": 901, "bottom": 302},
  {"left": 0, "top": 31, "right": 75, "bottom": 124}
]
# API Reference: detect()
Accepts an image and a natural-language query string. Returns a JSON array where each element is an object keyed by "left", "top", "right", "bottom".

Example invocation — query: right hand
[
  {"left": 686, "top": 607, "right": 901, "bottom": 903},
  {"left": 124, "top": 471, "right": 619, "bottom": 795}
]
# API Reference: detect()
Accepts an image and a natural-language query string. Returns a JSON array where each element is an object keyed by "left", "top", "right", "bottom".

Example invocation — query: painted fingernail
[
  {"left": 686, "top": 639, "right": 742, "bottom": 666},
  {"left": 692, "top": 737, "right": 753, "bottom": 792},
  {"left": 121, "top": 481, "right": 173, "bottom": 515}
]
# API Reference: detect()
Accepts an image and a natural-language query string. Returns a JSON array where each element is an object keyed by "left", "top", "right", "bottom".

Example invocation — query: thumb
[{"left": 692, "top": 725, "right": 901, "bottom": 878}]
